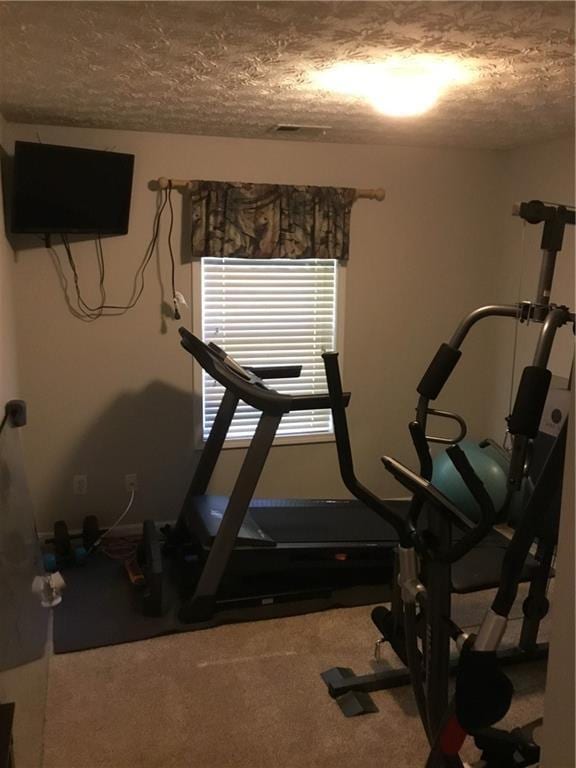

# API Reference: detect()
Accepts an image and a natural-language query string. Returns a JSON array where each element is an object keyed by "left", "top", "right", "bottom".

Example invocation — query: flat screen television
[{"left": 10, "top": 141, "right": 135, "bottom": 235}]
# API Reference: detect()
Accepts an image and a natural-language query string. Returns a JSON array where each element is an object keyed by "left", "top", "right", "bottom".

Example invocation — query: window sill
[{"left": 195, "top": 432, "right": 336, "bottom": 451}]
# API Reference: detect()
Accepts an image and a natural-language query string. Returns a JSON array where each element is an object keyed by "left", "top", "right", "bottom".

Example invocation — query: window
[{"left": 194, "top": 257, "right": 343, "bottom": 444}]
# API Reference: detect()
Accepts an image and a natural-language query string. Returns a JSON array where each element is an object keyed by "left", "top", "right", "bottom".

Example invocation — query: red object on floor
[{"left": 439, "top": 715, "right": 467, "bottom": 755}]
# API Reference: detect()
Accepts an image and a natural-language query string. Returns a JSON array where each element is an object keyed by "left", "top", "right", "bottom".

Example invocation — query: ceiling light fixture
[{"left": 312, "top": 57, "right": 473, "bottom": 117}]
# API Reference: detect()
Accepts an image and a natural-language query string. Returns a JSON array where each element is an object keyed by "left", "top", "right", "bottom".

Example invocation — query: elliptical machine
[{"left": 322, "top": 200, "right": 574, "bottom": 765}]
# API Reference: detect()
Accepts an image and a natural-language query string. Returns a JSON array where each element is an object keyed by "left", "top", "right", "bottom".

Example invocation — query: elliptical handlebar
[
  {"left": 322, "top": 352, "right": 411, "bottom": 546},
  {"left": 323, "top": 351, "right": 495, "bottom": 561},
  {"left": 381, "top": 449, "right": 496, "bottom": 564},
  {"left": 441, "top": 445, "right": 497, "bottom": 561}
]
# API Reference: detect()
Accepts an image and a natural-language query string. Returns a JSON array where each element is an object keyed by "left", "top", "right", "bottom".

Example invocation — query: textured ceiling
[{"left": 0, "top": 1, "right": 574, "bottom": 149}]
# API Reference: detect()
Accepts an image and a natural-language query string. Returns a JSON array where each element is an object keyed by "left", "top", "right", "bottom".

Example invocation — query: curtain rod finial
[{"left": 356, "top": 187, "right": 386, "bottom": 202}]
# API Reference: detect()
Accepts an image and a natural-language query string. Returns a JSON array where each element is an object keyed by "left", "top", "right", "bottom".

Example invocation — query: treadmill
[{"left": 161, "top": 328, "right": 406, "bottom": 624}]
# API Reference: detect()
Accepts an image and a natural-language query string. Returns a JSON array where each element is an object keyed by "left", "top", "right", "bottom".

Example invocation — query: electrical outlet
[
  {"left": 125, "top": 474, "right": 138, "bottom": 492},
  {"left": 73, "top": 475, "right": 87, "bottom": 495}
]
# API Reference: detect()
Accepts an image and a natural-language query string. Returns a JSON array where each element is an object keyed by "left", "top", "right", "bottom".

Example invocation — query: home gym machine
[
  {"left": 321, "top": 200, "right": 574, "bottom": 766},
  {"left": 322, "top": 391, "right": 566, "bottom": 714},
  {"left": 140, "top": 328, "right": 411, "bottom": 622}
]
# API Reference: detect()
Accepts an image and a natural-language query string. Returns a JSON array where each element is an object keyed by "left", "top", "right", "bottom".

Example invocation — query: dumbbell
[{"left": 43, "top": 515, "right": 101, "bottom": 571}]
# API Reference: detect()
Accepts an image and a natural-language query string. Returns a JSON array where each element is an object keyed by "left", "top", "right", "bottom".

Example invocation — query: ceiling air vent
[{"left": 270, "top": 124, "right": 330, "bottom": 138}]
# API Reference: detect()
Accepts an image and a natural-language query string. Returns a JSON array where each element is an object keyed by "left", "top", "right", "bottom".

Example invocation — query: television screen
[{"left": 11, "top": 141, "right": 134, "bottom": 235}]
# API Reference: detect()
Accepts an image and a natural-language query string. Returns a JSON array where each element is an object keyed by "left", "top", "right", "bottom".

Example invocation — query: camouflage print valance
[{"left": 189, "top": 181, "right": 355, "bottom": 260}]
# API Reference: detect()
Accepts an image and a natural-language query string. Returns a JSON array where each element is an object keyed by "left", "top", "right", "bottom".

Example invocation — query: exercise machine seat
[{"left": 451, "top": 529, "right": 540, "bottom": 594}]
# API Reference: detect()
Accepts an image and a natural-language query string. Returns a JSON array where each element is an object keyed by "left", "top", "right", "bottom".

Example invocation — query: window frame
[{"left": 191, "top": 258, "right": 347, "bottom": 450}]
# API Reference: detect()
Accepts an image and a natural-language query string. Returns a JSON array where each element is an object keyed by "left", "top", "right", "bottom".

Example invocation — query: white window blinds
[{"left": 201, "top": 257, "right": 338, "bottom": 441}]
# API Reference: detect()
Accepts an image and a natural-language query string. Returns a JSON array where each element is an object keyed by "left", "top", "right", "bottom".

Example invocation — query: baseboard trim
[{"left": 38, "top": 522, "right": 149, "bottom": 542}]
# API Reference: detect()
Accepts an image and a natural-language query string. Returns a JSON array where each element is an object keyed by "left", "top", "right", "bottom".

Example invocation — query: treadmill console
[{"left": 208, "top": 342, "right": 253, "bottom": 382}]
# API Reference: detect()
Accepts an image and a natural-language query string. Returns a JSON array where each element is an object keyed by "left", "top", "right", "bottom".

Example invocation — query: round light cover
[{"left": 312, "top": 57, "right": 472, "bottom": 117}]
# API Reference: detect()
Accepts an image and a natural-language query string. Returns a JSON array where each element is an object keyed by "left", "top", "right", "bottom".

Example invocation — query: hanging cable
[
  {"left": 41, "top": 236, "right": 101, "bottom": 322},
  {"left": 47, "top": 190, "right": 169, "bottom": 319},
  {"left": 167, "top": 180, "right": 180, "bottom": 319},
  {"left": 86, "top": 488, "right": 136, "bottom": 555},
  {"left": 96, "top": 234, "right": 107, "bottom": 309},
  {"left": 62, "top": 234, "right": 103, "bottom": 319}
]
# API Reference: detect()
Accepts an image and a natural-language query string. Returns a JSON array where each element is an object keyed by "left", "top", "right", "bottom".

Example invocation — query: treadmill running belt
[{"left": 249, "top": 499, "right": 409, "bottom": 543}]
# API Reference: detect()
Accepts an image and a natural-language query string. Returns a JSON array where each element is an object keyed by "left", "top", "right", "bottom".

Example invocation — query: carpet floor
[{"left": 43, "top": 588, "right": 546, "bottom": 768}]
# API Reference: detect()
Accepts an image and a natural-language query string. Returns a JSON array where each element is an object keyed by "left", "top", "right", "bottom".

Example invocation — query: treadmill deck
[{"left": 185, "top": 495, "right": 409, "bottom": 547}]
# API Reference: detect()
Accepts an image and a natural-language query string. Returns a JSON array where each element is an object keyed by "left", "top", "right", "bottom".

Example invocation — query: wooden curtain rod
[{"left": 155, "top": 177, "right": 385, "bottom": 202}]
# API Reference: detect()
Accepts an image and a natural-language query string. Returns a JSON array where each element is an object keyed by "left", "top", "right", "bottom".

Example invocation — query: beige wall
[
  {"left": 0, "top": 115, "right": 19, "bottom": 402},
  {"left": 0, "top": 114, "right": 49, "bottom": 768},
  {"left": 486, "top": 137, "right": 575, "bottom": 439},
  {"left": 6, "top": 121, "right": 509, "bottom": 532}
]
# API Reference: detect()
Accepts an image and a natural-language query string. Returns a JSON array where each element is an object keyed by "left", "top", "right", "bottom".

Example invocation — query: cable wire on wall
[{"left": 45, "top": 188, "right": 175, "bottom": 320}]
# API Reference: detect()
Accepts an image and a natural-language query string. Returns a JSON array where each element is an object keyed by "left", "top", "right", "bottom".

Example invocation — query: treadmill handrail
[
  {"left": 247, "top": 365, "right": 303, "bottom": 380},
  {"left": 206, "top": 342, "right": 302, "bottom": 382},
  {"left": 179, "top": 328, "right": 349, "bottom": 415}
]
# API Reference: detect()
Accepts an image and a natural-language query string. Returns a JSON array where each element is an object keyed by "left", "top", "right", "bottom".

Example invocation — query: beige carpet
[{"left": 43, "top": 589, "right": 546, "bottom": 768}]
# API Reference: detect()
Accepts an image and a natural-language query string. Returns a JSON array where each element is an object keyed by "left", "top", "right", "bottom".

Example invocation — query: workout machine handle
[
  {"left": 408, "top": 421, "right": 433, "bottom": 480},
  {"left": 417, "top": 306, "right": 519, "bottom": 405},
  {"left": 381, "top": 450, "right": 496, "bottom": 563},
  {"left": 424, "top": 408, "right": 467, "bottom": 445},
  {"left": 442, "top": 445, "right": 498, "bottom": 562},
  {"left": 406, "top": 421, "right": 433, "bottom": 534},
  {"left": 382, "top": 456, "right": 473, "bottom": 530},
  {"left": 322, "top": 352, "right": 410, "bottom": 545},
  {"left": 207, "top": 341, "right": 302, "bottom": 382}
]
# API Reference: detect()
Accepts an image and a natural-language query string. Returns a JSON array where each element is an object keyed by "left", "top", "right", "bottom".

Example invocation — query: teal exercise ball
[{"left": 432, "top": 440, "right": 509, "bottom": 524}]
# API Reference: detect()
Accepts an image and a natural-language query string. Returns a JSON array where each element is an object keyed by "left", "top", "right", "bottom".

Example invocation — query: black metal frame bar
[
  {"left": 187, "top": 389, "right": 240, "bottom": 498},
  {"left": 323, "top": 643, "right": 550, "bottom": 701},
  {"left": 179, "top": 411, "right": 283, "bottom": 622}
]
